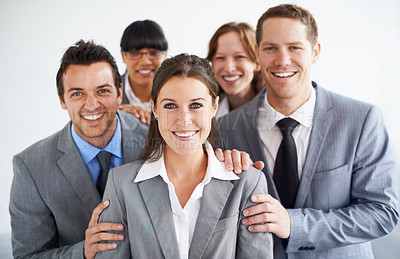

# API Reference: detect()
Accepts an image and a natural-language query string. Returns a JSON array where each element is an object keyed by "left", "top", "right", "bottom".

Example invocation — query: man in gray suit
[
  {"left": 10, "top": 40, "right": 254, "bottom": 259},
  {"left": 217, "top": 4, "right": 399, "bottom": 258}
]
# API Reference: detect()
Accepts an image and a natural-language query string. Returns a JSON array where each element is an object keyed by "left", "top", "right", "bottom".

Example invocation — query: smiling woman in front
[{"left": 96, "top": 54, "right": 273, "bottom": 259}]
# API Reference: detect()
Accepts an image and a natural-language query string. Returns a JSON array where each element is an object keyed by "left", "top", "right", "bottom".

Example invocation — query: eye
[
  {"left": 71, "top": 92, "right": 82, "bottom": 97},
  {"left": 148, "top": 50, "right": 161, "bottom": 57},
  {"left": 289, "top": 46, "right": 301, "bottom": 50},
  {"left": 235, "top": 55, "right": 247, "bottom": 59},
  {"left": 164, "top": 103, "right": 176, "bottom": 109},
  {"left": 263, "top": 46, "right": 276, "bottom": 52},
  {"left": 190, "top": 103, "right": 203, "bottom": 109},
  {"left": 128, "top": 50, "right": 140, "bottom": 57},
  {"left": 214, "top": 56, "right": 224, "bottom": 61},
  {"left": 98, "top": 89, "right": 109, "bottom": 94}
]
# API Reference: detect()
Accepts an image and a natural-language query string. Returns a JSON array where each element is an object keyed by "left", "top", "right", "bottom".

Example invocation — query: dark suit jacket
[
  {"left": 9, "top": 111, "right": 148, "bottom": 258},
  {"left": 121, "top": 72, "right": 130, "bottom": 105},
  {"left": 217, "top": 82, "right": 399, "bottom": 259}
]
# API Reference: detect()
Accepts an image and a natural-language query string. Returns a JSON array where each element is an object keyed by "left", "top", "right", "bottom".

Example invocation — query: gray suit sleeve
[
  {"left": 10, "top": 156, "right": 84, "bottom": 259},
  {"left": 287, "top": 106, "right": 399, "bottom": 252},
  {"left": 96, "top": 169, "right": 130, "bottom": 258},
  {"left": 236, "top": 169, "right": 273, "bottom": 258}
]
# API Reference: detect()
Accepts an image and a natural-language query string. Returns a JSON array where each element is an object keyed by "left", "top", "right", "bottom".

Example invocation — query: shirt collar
[
  {"left": 260, "top": 87, "right": 316, "bottom": 130},
  {"left": 71, "top": 115, "right": 122, "bottom": 165},
  {"left": 134, "top": 142, "right": 239, "bottom": 183}
]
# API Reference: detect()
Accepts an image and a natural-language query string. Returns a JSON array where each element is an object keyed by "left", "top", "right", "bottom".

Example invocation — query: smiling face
[
  {"left": 59, "top": 62, "right": 122, "bottom": 148},
  {"left": 152, "top": 76, "right": 218, "bottom": 158},
  {"left": 212, "top": 31, "right": 258, "bottom": 97},
  {"left": 122, "top": 48, "right": 167, "bottom": 89},
  {"left": 256, "top": 17, "right": 320, "bottom": 114}
]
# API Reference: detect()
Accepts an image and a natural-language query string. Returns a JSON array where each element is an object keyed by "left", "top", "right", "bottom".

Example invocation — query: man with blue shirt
[{"left": 10, "top": 40, "right": 255, "bottom": 259}]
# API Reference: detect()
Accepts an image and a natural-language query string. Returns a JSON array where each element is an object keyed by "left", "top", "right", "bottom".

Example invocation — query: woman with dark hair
[
  {"left": 97, "top": 54, "right": 273, "bottom": 258},
  {"left": 118, "top": 20, "right": 168, "bottom": 124},
  {"left": 207, "top": 22, "right": 263, "bottom": 118}
]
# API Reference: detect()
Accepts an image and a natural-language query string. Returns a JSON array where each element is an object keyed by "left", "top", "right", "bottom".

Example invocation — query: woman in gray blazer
[{"left": 97, "top": 54, "right": 273, "bottom": 259}]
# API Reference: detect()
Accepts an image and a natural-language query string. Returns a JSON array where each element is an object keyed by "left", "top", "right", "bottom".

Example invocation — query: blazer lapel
[
  {"left": 243, "top": 89, "right": 279, "bottom": 199},
  {"left": 56, "top": 123, "right": 101, "bottom": 214},
  {"left": 139, "top": 176, "right": 179, "bottom": 258},
  {"left": 296, "top": 84, "right": 334, "bottom": 207},
  {"left": 189, "top": 179, "right": 234, "bottom": 259}
]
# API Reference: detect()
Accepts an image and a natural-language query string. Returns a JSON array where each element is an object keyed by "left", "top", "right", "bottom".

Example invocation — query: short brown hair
[
  {"left": 56, "top": 40, "right": 121, "bottom": 102},
  {"left": 207, "top": 22, "right": 263, "bottom": 94},
  {"left": 256, "top": 4, "right": 318, "bottom": 46},
  {"left": 138, "top": 54, "right": 219, "bottom": 161}
]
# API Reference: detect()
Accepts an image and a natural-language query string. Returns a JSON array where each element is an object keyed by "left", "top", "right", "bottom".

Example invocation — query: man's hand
[
  {"left": 214, "top": 148, "right": 264, "bottom": 174},
  {"left": 84, "top": 200, "right": 124, "bottom": 259},
  {"left": 118, "top": 104, "right": 151, "bottom": 125},
  {"left": 242, "top": 194, "right": 291, "bottom": 239}
]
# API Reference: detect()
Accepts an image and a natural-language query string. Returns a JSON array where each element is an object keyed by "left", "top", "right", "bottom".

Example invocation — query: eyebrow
[
  {"left": 66, "top": 84, "right": 113, "bottom": 93},
  {"left": 160, "top": 97, "right": 207, "bottom": 103},
  {"left": 261, "top": 41, "right": 305, "bottom": 46}
]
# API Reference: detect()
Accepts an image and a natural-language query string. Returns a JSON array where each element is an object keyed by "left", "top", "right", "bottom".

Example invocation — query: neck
[
  {"left": 226, "top": 86, "right": 256, "bottom": 110},
  {"left": 164, "top": 146, "right": 207, "bottom": 180},
  {"left": 268, "top": 86, "right": 312, "bottom": 116},
  {"left": 128, "top": 77, "right": 152, "bottom": 103}
]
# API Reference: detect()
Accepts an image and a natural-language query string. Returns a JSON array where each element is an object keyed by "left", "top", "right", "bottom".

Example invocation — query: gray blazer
[
  {"left": 217, "top": 82, "right": 399, "bottom": 259},
  {"left": 96, "top": 160, "right": 273, "bottom": 258},
  {"left": 9, "top": 111, "right": 148, "bottom": 258}
]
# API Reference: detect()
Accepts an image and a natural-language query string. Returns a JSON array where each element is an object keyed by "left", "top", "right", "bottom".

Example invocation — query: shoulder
[
  {"left": 13, "top": 126, "right": 65, "bottom": 165},
  {"left": 108, "top": 159, "right": 146, "bottom": 185},
  {"left": 235, "top": 166, "right": 266, "bottom": 191},
  {"left": 118, "top": 110, "right": 149, "bottom": 136}
]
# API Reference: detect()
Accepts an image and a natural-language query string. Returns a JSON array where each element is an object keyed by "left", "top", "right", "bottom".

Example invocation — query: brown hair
[
  {"left": 207, "top": 22, "right": 263, "bottom": 94},
  {"left": 138, "top": 53, "right": 219, "bottom": 161},
  {"left": 256, "top": 4, "right": 318, "bottom": 46},
  {"left": 56, "top": 40, "right": 121, "bottom": 102}
]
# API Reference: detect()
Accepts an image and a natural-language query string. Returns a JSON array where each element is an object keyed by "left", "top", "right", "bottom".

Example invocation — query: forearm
[{"left": 287, "top": 201, "right": 399, "bottom": 252}]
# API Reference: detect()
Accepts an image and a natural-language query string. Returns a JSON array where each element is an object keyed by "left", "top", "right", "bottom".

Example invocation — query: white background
[{"left": 1, "top": 0, "right": 399, "bottom": 257}]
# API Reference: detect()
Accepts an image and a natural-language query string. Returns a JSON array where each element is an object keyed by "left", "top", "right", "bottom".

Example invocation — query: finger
[
  {"left": 230, "top": 149, "right": 242, "bottom": 174},
  {"left": 223, "top": 150, "right": 233, "bottom": 171},
  {"left": 86, "top": 222, "right": 124, "bottom": 237},
  {"left": 250, "top": 193, "right": 275, "bottom": 204},
  {"left": 247, "top": 223, "right": 274, "bottom": 233},
  {"left": 240, "top": 152, "right": 250, "bottom": 171},
  {"left": 214, "top": 148, "right": 225, "bottom": 162},
  {"left": 242, "top": 212, "right": 277, "bottom": 226},
  {"left": 139, "top": 110, "right": 146, "bottom": 123},
  {"left": 92, "top": 242, "right": 118, "bottom": 252},
  {"left": 89, "top": 200, "right": 109, "bottom": 227},
  {"left": 242, "top": 200, "right": 274, "bottom": 217},
  {"left": 90, "top": 232, "right": 124, "bottom": 243},
  {"left": 252, "top": 160, "right": 265, "bottom": 171}
]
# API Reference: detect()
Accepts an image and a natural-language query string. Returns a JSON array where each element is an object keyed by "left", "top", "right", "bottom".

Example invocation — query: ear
[
  {"left": 212, "top": 96, "right": 219, "bottom": 118},
  {"left": 151, "top": 100, "right": 157, "bottom": 119},
  {"left": 59, "top": 95, "right": 67, "bottom": 110},
  {"left": 121, "top": 49, "right": 127, "bottom": 64},
  {"left": 312, "top": 43, "right": 321, "bottom": 64},
  {"left": 117, "top": 83, "right": 123, "bottom": 105}
]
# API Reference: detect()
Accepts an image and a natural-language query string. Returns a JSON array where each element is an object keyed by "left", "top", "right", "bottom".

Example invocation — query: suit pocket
[
  {"left": 308, "top": 164, "right": 351, "bottom": 209},
  {"left": 213, "top": 212, "right": 239, "bottom": 234}
]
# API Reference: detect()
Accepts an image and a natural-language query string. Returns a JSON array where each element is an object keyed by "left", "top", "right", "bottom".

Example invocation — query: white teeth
[
  {"left": 223, "top": 75, "right": 240, "bottom": 82},
  {"left": 273, "top": 72, "right": 295, "bottom": 78},
  {"left": 138, "top": 70, "right": 152, "bottom": 74},
  {"left": 174, "top": 131, "right": 196, "bottom": 137},
  {"left": 83, "top": 113, "right": 104, "bottom": 120}
]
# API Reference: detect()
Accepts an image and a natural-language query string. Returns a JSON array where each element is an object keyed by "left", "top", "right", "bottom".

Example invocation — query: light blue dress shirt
[{"left": 71, "top": 115, "right": 123, "bottom": 184}]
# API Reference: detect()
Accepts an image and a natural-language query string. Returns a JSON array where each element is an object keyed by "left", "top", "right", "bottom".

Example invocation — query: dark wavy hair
[
  {"left": 138, "top": 54, "right": 219, "bottom": 161},
  {"left": 56, "top": 40, "right": 121, "bottom": 102}
]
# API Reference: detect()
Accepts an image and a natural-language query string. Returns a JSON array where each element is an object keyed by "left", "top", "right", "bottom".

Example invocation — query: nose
[
  {"left": 138, "top": 52, "right": 152, "bottom": 63},
  {"left": 177, "top": 108, "right": 192, "bottom": 126},
  {"left": 84, "top": 94, "right": 100, "bottom": 111},
  {"left": 275, "top": 49, "right": 291, "bottom": 67},
  {"left": 225, "top": 57, "right": 236, "bottom": 73}
]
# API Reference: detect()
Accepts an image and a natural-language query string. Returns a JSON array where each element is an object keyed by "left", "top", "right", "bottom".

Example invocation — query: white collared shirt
[
  {"left": 134, "top": 142, "right": 239, "bottom": 259},
  {"left": 123, "top": 72, "right": 152, "bottom": 111},
  {"left": 257, "top": 87, "right": 316, "bottom": 178},
  {"left": 216, "top": 95, "right": 230, "bottom": 119}
]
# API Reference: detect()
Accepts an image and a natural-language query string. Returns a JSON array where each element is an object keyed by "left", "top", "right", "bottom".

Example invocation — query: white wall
[{"left": 1, "top": 0, "right": 399, "bottom": 239}]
